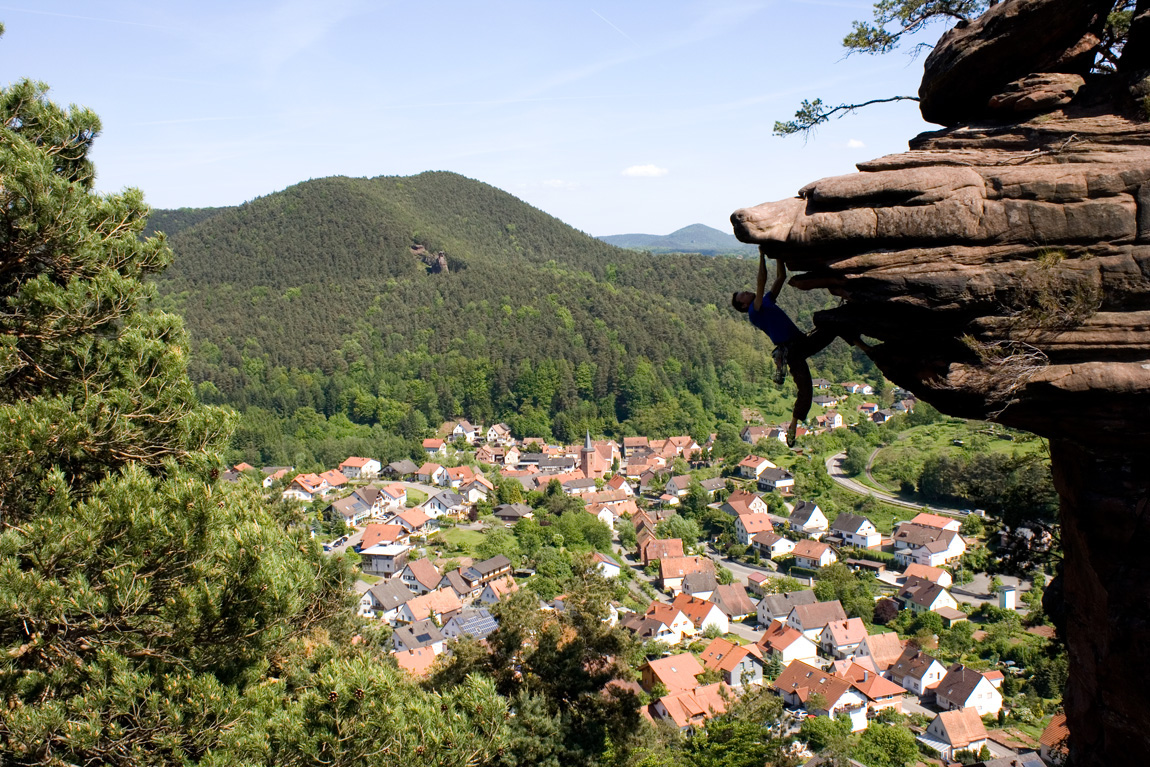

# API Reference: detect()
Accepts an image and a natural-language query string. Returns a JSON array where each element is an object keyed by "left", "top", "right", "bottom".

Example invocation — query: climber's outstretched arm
[
  {"left": 769, "top": 257, "right": 787, "bottom": 302},
  {"left": 754, "top": 247, "right": 768, "bottom": 310}
]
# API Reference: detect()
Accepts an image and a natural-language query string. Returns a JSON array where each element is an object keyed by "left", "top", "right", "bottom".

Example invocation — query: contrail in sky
[
  {"left": 0, "top": 5, "right": 171, "bottom": 29},
  {"left": 591, "top": 9, "right": 637, "bottom": 45}
]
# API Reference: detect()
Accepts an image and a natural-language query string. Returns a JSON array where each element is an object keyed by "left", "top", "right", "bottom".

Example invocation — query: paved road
[{"left": 825, "top": 452, "right": 966, "bottom": 514}]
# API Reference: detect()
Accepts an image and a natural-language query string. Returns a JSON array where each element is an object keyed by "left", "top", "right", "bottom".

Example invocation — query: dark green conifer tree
[{"left": 0, "top": 28, "right": 506, "bottom": 766}]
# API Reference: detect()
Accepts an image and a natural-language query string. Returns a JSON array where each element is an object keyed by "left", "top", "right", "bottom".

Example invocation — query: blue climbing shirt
[{"left": 747, "top": 294, "right": 802, "bottom": 346}]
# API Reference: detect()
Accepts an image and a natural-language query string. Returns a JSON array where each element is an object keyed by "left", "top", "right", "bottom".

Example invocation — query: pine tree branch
[{"left": 773, "top": 95, "right": 921, "bottom": 138}]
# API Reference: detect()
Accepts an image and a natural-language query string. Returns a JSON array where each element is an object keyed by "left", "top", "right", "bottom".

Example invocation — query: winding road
[{"left": 825, "top": 451, "right": 966, "bottom": 514}]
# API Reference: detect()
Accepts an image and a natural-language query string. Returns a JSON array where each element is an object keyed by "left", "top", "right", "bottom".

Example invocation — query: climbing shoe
[
  {"left": 772, "top": 345, "right": 789, "bottom": 385},
  {"left": 786, "top": 421, "right": 798, "bottom": 448}
]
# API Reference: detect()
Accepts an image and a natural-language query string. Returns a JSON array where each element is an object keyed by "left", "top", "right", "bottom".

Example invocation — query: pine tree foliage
[{"left": 0, "top": 35, "right": 508, "bottom": 767}]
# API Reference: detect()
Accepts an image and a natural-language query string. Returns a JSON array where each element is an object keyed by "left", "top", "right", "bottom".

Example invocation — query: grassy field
[
  {"left": 440, "top": 527, "right": 486, "bottom": 557},
  {"left": 405, "top": 489, "right": 428, "bottom": 507},
  {"left": 869, "top": 420, "right": 1046, "bottom": 492}
]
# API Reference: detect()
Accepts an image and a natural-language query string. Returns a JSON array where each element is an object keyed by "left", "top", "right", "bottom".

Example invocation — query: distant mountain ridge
[{"left": 598, "top": 223, "right": 757, "bottom": 256}]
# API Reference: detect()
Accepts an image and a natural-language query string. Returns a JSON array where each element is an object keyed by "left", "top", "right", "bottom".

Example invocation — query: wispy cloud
[
  {"left": 622, "top": 164, "right": 669, "bottom": 178},
  {"left": 847, "top": 138, "right": 866, "bottom": 148}
]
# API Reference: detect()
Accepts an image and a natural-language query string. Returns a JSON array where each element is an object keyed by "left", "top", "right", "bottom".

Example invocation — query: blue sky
[{"left": 0, "top": 1, "right": 941, "bottom": 235}]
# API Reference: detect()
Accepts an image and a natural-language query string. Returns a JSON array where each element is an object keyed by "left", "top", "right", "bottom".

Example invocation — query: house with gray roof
[
  {"left": 442, "top": 608, "right": 498, "bottom": 641},
  {"left": 756, "top": 589, "right": 818, "bottom": 626},
  {"left": 359, "top": 580, "right": 415, "bottom": 624},
  {"left": 392, "top": 619, "right": 445, "bottom": 653}
]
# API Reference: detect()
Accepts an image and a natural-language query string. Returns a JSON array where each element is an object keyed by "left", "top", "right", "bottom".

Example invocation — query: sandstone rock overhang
[
  {"left": 731, "top": 110, "right": 1150, "bottom": 450},
  {"left": 730, "top": 4, "right": 1150, "bottom": 763}
]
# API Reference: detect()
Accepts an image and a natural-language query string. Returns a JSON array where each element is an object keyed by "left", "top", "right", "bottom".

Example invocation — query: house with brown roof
[
  {"left": 792, "top": 539, "right": 838, "bottom": 570},
  {"left": 756, "top": 622, "right": 819, "bottom": 666},
  {"left": 734, "top": 513, "right": 774, "bottom": 545},
  {"left": 855, "top": 631, "right": 905, "bottom": 673},
  {"left": 898, "top": 576, "right": 959, "bottom": 615},
  {"left": 740, "top": 425, "right": 771, "bottom": 444},
  {"left": 653, "top": 683, "right": 730, "bottom": 732},
  {"left": 479, "top": 576, "right": 519, "bottom": 604},
  {"left": 908, "top": 512, "right": 962, "bottom": 532},
  {"left": 699, "top": 637, "right": 764, "bottom": 688},
  {"left": 836, "top": 661, "right": 907, "bottom": 713},
  {"left": 438, "top": 569, "right": 482, "bottom": 602},
  {"left": 393, "top": 646, "right": 439, "bottom": 677},
  {"left": 935, "top": 663, "right": 1003, "bottom": 716},
  {"left": 1040, "top": 712, "right": 1068, "bottom": 765},
  {"left": 640, "top": 537, "right": 684, "bottom": 566},
  {"left": 737, "top": 454, "right": 775, "bottom": 479},
  {"left": 773, "top": 660, "right": 869, "bottom": 731},
  {"left": 359, "top": 523, "right": 406, "bottom": 550},
  {"left": 486, "top": 422, "right": 514, "bottom": 445},
  {"left": 640, "top": 653, "right": 704, "bottom": 694},
  {"left": 901, "top": 563, "right": 953, "bottom": 588},
  {"left": 710, "top": 583, "right": 756, "bottom": 621},
  {"left": 422, "top": 438, "right": 446, "bottom": 456},
  {"left": 338, "top": 456, "right": 381, "bottom": 479},
  {"left": 751, "top": 531, "right": 796, "bottom": 560},
  {"left": 670, "top": 592, "right": 729, "bottom": 635},
  {"left": 721, "top": 489, "right": 769, "bottom": 516},
  {"left": 892, "top": 522, "right": 966, "bottom": 567},
  {"left": 889, "top": 647, "right": 947, "bottom": 699},
  {"left": 619, "top": 612, "right": 681, "bottom": 645},
  {"left": 396, "top": 588, "right": 463, "bottom": 625},
  {"left": 606, "top": 473, "right": 634, "bottom": 496},
  {"left": 394, "top": 507, "right": 435, "bottom": 535},
  {"left": 659, "top": 556, "right": 716, "bottom": 594},
  {"left": 417, "top": 462, "right": 448, "bottom": 485},
  {"left": 398, "top": 558, "right": 442, "bottom": 595},
  {"left": 635, "top": 601, "right": 695, "bottom": 645},
  {"left": 920, "top": 707, "right": 989, "bottom": 761},
  {"left": 818, "top": 617, "right": 869, "bottom": 660},
  {"left": 621, "top": 436, "right": 649, "bottom": 456},
  {"left": 786, "top": 599, "right": 848, "bottom": 640},
  {"left": 318, "top": 469, "right": 349, "bottom": 490},
  {"left": 282, "top": 473, "right": 330, "bottom": 503}
]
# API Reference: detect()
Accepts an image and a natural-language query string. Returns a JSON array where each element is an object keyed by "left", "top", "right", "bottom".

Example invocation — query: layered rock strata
[{"left": 732, "top": 1, "right": 1150, "bottom": 762}]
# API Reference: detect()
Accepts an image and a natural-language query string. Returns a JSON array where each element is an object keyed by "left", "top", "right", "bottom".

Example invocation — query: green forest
[{"left": 149, "top": 172, "right": 879, "bottom": 468}]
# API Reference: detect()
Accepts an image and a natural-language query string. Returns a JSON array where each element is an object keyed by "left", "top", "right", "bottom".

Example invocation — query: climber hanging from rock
[{"left": 732, "top": 246, "right": 868, "bottom": 447}]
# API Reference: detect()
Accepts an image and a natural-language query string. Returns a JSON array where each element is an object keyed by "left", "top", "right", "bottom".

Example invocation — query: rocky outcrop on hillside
[{"left": 732, "top": 1, "right": 1150, "bottom": 762}]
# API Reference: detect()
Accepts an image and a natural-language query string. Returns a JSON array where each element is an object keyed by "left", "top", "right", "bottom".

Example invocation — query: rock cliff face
[{"left": 732, "top": 1, "right": 1150, "bottom": 762}]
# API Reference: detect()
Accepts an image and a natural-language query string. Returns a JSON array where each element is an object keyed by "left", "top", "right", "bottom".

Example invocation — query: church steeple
[{"left": 581, "top": 430, "right": 594, "bottom": 478}]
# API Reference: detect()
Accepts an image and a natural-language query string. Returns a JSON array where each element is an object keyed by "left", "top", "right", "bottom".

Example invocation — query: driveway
[
  {"left": 900, "top": 695, "right": 937, "bottom": 719},
  {"left": 950, "top": 573, "right": 1032, "bottom": 609}
]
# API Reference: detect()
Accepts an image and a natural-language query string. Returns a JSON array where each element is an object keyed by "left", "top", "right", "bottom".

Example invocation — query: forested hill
[{"left": 151, "top": 171, "right": 867, "bottom": 466}]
